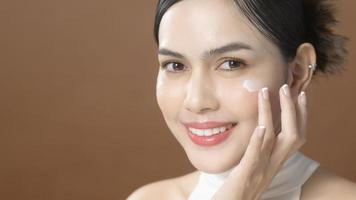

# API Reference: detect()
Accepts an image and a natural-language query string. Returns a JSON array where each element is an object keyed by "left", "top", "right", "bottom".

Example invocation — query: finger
[
  {"left": 258, "top": 87, "right": 276, "bottom": 157},
  {"left": 216, "top": 126, "right": 266, "bottom": 199},
  {"left": 230, "top": 126, "right": 266, "bottom": 180},
  {"left": 297, "top": 91, "right": 307, "bottom": 140},
  {"left": 271, "top": 84, "right": 301, "bottom": 166},
  {"left": 280, "top": 84, "right": 298, "bottom": 138}
]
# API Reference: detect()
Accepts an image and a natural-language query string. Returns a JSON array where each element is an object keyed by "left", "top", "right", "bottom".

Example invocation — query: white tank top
[{"left": 188, "top": 151, "right": 320, "bottom": 200}]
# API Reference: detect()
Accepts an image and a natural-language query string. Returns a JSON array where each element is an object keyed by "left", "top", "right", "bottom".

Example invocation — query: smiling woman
[{"left": 128, "top": 0, "right": 356, "bottom": 199}]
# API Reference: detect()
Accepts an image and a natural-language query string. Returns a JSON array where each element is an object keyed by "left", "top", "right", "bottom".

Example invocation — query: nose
[{"left": 183, "top": 69, "right": 219, "bottom": 114}]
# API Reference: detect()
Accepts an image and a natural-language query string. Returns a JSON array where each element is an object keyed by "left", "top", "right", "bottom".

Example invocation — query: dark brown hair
[{"left": 153, "top": 0, "right": 349, "bottom": 75}]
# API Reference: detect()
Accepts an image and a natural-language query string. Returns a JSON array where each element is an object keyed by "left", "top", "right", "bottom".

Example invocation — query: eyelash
[{"left": 160, "top": 58, "right": 247, "bottom": 73}]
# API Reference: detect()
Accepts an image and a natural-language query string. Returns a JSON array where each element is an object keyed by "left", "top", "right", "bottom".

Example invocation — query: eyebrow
[{"left": 158, "top": 42, "right": 253, "bottom": 60}]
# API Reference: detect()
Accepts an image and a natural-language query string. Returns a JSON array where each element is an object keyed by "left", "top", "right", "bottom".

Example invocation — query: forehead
[{"left": 158, "top": 0, "right": 277, "bottom": 58}]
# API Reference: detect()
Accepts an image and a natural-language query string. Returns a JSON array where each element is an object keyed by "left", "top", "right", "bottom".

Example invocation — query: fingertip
[
  {"left": 282, "top": 84, "right": 291, "bottom": 97},
  {"left": 257, "top": 125, "right": 266, "bottom": 138},
  {"left": 279, "top": 85, "right": 285, "bottom": 99},
  {"left": 262, "top": 87, "right": 269, "bottom": 100},
  {"left": 297, "top": 91, "right": 308, "bottom": 134},
  {"left": 279, "top": 85, "right": 286, "bottom": 107},
  {"left": 258, "top": 88, "right": 264, "bottom": 103},
  {"left": 299, "top": 91, "right": 307, "bottom": 107},
  {"left": 252, "top": 125, "right": 266, "bottom": 144},
  {"left": 297, "top": 91, "right": 307, "bottom": 114}
]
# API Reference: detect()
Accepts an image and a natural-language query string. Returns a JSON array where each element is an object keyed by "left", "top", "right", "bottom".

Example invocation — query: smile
[{"left": 182, "top": 122, "right": 237, "bottom": 147}]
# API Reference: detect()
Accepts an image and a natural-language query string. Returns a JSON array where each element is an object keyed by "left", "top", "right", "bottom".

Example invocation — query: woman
[{"left": 128, "top": 0, "right": 356, "bottom": 199}]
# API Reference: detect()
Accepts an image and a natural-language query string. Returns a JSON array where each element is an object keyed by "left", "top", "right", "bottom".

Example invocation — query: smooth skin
[
  {"left": 143, "top": 84, "right": 306, "bottom": 200},
  {"left": 128, "top": 85, "right": 356, "bottom": 200},
  {"left": 212, "top": 84, "right": 307, "bottom": 200},
  {"left": 128, "top": 0, "right": 356, "bottom": 199},
  {"left": 128, "top": 86, "right": 356, "bottom": 200}
]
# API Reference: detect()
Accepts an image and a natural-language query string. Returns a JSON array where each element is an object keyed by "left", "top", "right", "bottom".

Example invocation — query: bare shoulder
[
  {"left": 301, "top": 166, "right": 356, "bottom": 200},
  {"left": 126, "top": 171, "right": 199, "bottom": 200}
]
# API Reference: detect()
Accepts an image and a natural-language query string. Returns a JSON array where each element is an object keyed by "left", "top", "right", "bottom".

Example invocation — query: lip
[
  {"left": 182, "top": 121, "right": 237, "bottom": 129},
  {"left": 182, "top": 121, "right": 237, "bottom": 147}
]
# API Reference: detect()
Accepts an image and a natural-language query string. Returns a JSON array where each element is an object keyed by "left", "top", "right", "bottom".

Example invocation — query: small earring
[{"left": 308, "top": 63, "right": 317, "bottom": 71}]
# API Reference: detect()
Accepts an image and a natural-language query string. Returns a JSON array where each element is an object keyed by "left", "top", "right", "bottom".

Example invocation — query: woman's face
[{"left": 156, "top": 0, "right": 288, "bottom": 173}]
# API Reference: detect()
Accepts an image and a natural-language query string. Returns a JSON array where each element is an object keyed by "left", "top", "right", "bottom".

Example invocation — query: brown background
[{"left": 0, "top": 0, "right": 355, "bottom": 199}]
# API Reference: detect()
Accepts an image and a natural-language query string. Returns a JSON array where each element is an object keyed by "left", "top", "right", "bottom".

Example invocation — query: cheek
[
  {"left": 243, "top": 79, "right": 265, "bottom": 92},
  {"left": 216, "top": 79, "right": 263, "bottom": 121},
  {"left": 155, "top": 74, "right": 183, "bottom": 119},
  {"left": 239, "top": 78, "right": 282, "bottom": 129}
]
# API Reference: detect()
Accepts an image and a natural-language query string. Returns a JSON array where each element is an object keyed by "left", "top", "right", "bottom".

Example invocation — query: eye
[
  {"left": 160, "top": 61, "right": 186, "bottom": 73},
  {"left": 219, "top": 59, "right": 246, "bottom": 71}
]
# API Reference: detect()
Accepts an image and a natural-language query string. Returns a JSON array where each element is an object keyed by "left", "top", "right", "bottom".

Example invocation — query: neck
[
  {"left": 200, "top": 168, "right": 232, "bottom": 188},
  {"left": 189, "top": 151, "right": 320, "bottom": 200}
]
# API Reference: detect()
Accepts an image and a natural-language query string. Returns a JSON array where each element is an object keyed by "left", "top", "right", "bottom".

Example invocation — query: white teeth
[
  {"left": 213, "top": 128, "right": 220, "bottom": 134},
  {"left": 194, "top": 129, "right": 204, "bottom": 136},
  {"left": 204, "top": 129, "right": 213, "bottom": 136},
  {"left": 189, "top": 125, "right": 234, "bottom": 137}
]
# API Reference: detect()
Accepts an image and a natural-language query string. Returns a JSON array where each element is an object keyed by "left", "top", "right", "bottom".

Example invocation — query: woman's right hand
[{"left": 212, "top": 84, "right": 307, "bottom": 200}]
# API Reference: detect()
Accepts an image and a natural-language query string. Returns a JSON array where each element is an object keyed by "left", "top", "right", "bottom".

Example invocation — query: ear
[{"left": 286, "top": 43, "right": 317, "bottom": 99}]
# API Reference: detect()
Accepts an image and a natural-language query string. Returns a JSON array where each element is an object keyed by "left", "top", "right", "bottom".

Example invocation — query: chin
[{"left": 185, "top": 147, "right": 244, "bottom": 174}]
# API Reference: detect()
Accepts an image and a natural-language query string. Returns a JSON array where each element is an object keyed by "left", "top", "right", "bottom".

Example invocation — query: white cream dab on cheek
[{"left": 243, "top": 79, "right": 264, "bottom": 93}]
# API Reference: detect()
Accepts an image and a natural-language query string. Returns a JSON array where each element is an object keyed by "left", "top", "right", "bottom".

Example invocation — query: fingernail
[
  {"left": 300, "top": 91, "right": 307, "bottom": 106},
  {"left": 282, "top": 84, "right": 290, "bottom": 97},
  {"left": 262, "top": 87, "right": 269, "bottom": 100},
  {"left": 258, "top": 125, "right": 266, "bottom": 138}
]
